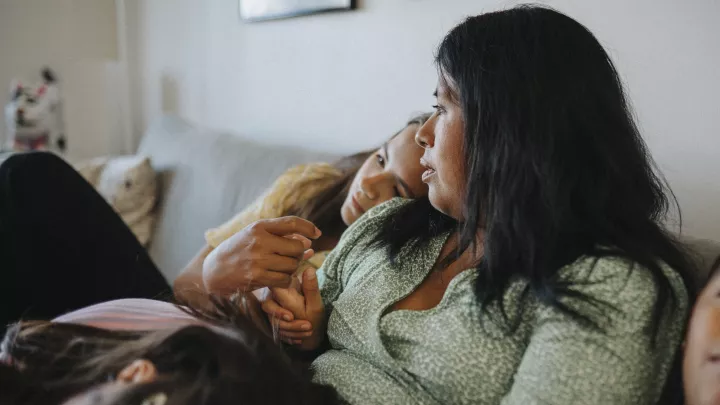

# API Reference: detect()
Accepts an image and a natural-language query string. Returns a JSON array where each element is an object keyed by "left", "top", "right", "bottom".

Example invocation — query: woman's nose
[{"left": 415, "top": 119, "right": 435, "bottom": 149}]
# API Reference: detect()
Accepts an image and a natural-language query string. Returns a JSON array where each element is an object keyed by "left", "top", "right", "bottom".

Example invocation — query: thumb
[{"left": 302, "top": 268, "right": 323, "bottom": 314}]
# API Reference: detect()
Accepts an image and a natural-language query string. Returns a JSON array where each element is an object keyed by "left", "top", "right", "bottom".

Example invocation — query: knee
[
  {"left": 0, "top": 152, "right": 70, "bottom": 173},
  {"left": 0, "top": 152, "right": 73, "bottom": 181}
]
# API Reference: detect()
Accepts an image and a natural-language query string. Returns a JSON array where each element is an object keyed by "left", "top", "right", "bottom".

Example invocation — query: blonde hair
[{"left": 286, "top": 112, "right": 432, "bottom": 239}]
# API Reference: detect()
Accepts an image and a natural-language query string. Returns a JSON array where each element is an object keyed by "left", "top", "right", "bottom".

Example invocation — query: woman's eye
[
  {"left": 375, "top": 154, "right": 386, "bottom": 167},
  {"left": 432, "top": 104, "right": 444, "bottom": 115}
]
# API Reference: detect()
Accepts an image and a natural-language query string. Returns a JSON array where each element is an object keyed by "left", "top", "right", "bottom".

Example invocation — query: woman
[
  {"left": 683, "top": 255, "right": 720, "bottom": 405},
  {"left": 175, "top": 112, "right": 430, "bottom": 306},
  {"left": 251, "top": 6, "right": 696, "bottom": 404},
  {"left": 0, "top": 297, "right": 338, "bottom": 405},
  {"left": 0, "top": 113, "right": 430, "bottom": 330}
]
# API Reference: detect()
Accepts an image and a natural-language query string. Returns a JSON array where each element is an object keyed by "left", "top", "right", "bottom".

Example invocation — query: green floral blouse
[{"left": 311, "top": 198, "right": 688, "bottom": 405}]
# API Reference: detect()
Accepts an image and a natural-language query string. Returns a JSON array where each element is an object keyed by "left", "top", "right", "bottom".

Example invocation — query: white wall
[
  {"left": 126, "top": 0, "right": 720, "bottom": 240},
  {"left": 0, "top": 0, "right": 129, "bottom": 159}
]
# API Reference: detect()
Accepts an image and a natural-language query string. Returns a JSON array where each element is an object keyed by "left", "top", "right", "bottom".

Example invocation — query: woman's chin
[
  {"left": 428, "top": 191, "right": 460, "bottom": 220},
  {"left": 428, "top": 191, "right": 444, "bottom": 213},
  {"left": 340, "top": 206, "right": 355, "bottom": 226}
]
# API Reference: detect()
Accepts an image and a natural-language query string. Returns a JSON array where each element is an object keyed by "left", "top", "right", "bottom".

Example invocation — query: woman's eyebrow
[{"left": 383, "top": 143, "right": 415, "bottom": 198}]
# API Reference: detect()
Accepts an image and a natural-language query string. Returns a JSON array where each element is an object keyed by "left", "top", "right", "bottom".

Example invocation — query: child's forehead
[
  {"left": 702, "top": 255, "right": 720, "bottom": 291},
  {"left": 710, "top": 256, "right": 720, "bottom": 282}
]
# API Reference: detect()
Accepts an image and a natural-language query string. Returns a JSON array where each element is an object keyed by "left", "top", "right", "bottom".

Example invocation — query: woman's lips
[
  {"left": 351, "top": 195, "right": 366, "bottom": 214},
  {"left": 422, "top": 169, "right": 436, "bottom": 182},
  {"left": 420, "top": 158, "right": 436, "bottom": 182}
]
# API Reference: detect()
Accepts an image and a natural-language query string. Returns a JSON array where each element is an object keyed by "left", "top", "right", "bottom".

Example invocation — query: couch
[
  {"left": 138, "top": 116, "right": 339, "bottom": 281},
  {"left": 138, "top": 116, "right": 720, "bottom": 286}
]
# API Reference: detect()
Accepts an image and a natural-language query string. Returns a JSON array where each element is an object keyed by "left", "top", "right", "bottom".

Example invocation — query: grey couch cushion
[
  {"left": 682, "top": 236, "right": 720, "bottom": 287},
  {"left": 137, "top": 116, "right": 720, "bottom": 289},
  {"left": 137, "top": 116, "right": 338, "bottom": 281}
]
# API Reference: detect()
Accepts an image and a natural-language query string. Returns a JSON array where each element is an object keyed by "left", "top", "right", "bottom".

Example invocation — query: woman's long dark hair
[
  {"left": 374, "top": 5, "right": 695, "bottom": 332},
  {"left": 288, "top": 113, "right": 432, "bottom": 239},
  {"left": 1, "top": 296, "right": 338, "bottom": 405}
]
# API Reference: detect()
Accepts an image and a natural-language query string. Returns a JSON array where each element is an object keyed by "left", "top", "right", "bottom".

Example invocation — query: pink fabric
[{"left": 53, "top": 299, "right": 206, "bottom": 331}]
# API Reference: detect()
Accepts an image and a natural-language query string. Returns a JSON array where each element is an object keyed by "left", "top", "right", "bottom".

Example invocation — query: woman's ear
[{"left": 117, "top": 359, "right": 158, "bottom": 383}]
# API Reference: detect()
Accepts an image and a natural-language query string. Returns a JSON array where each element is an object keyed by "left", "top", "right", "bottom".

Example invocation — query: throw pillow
[{"left": 75, "top": 155, "right": 158, "bottom": 246}]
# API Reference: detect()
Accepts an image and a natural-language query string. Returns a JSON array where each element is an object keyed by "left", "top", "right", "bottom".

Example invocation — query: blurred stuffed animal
[
  {"left": 4, "top": 68, "right": 66, "bottom": 152},
  {"left": 75, "top": 155, "right": 158, "bottom": 246}
]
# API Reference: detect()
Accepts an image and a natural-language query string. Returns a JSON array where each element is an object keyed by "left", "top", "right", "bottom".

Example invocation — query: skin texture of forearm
[{"left": 174, "top": 244, "right": 214, "bottom": 310}]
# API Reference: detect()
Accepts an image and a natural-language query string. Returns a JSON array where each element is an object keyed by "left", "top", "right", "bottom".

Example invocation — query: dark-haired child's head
[
  {"left": 684, "top": 255, "right": 720, "bottom": 405},
  {"left": 2, "top": 299, "right": 338, "bottom": 405}
]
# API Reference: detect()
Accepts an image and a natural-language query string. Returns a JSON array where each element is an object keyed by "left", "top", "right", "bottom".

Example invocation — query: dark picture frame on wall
[{"left": 239, "top": 0, "right": 356, "bottom": 22}]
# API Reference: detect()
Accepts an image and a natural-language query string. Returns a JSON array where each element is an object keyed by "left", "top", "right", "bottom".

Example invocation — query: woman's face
[
  {"left": 415, "top": 78, "right": 466, "bottom": 220},
  {"left": 340, "top": 124, "right": 427, "bottom": 225},
  {"left": 684, "top": 270, "right": 720, "bottom": 405}
]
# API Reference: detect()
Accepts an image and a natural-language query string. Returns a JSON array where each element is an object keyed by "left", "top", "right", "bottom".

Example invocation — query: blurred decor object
[
  {"left": 239, "top": 0, "right": 354, "bottom": 21},
  {"left": 4, "top": 68, "right": 66, "bottom": 153},
  {"left": 75, "top": 155, "right": 158, "bottom": 246}
]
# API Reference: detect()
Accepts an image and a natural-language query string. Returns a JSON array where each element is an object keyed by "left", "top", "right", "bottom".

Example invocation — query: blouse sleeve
[
  {"left": 501, "top": 257, "right": 688, "bottom": 405},
  {"left": 205, "top": 163, "right": 341, "bottom": 248}
]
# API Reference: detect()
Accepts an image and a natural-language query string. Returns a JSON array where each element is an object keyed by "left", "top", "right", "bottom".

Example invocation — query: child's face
[{"left": 685, "top": 271, "right": 720, "bottom": 405}]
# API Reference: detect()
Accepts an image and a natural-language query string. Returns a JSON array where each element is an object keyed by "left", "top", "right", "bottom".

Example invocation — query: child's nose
[{"left": 360, "top": 173, "right": 395, "bottom": 201}]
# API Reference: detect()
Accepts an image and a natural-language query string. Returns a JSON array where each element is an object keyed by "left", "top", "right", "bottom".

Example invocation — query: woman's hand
[
  {"left": 202, "top": 216, "right": 321, "bottom": 296},
  {"left": 262, "top": 268, "right": 326, "bottom": 351}
]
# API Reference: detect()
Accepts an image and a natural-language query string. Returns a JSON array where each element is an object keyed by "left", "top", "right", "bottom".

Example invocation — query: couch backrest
[
  {"left": 138, "top": 116, "right": 338, "bottom": 281},
  {"left": 138, "top": 117, "right": 720, "bottom": 289},
  {"left": 682, "top": 236, "right": 720, "bottom": 288}
]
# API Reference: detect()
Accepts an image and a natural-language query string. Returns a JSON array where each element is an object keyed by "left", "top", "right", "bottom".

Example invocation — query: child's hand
[
  {"left": 256, "top": 282, "right": 314, "bottom": 344},
  {"left": 262, "top": 268, "right": 326, "bottom": 351}
]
